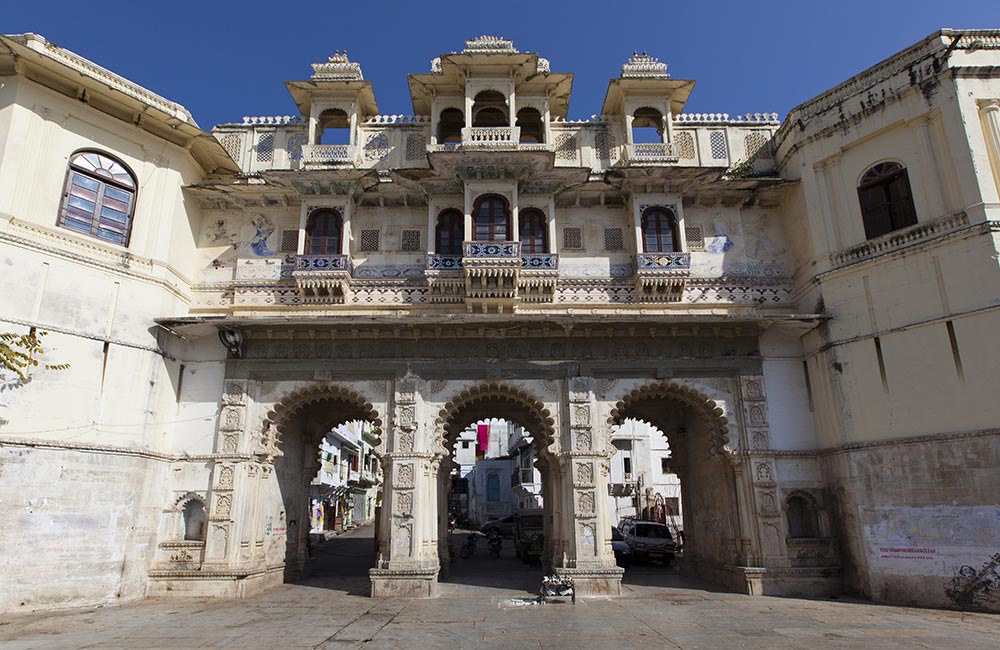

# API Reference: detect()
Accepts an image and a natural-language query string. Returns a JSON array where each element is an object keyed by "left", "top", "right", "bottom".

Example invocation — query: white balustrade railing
[
  {"left": 301, "top": 144, "right": 354, "bottom": 164},
  {"left": 624, "top": 142, "right": 679, "bottom": 162},
  {"left": 462, "top": 126, "right": 521, "bottom": 145}
]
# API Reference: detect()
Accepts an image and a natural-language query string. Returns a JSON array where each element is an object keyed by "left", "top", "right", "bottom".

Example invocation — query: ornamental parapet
[
  {"left": 292, "top": 254, "right": 352, "bottom": 304},
  {"left": 301, "top": 144, "right": 355, "bottom": 167},
  {"left": 622, "top": 142, "right": 679, "bottom": 165},
  {"left": 635, "top": 252, "right": 691, "bottom": 303}
]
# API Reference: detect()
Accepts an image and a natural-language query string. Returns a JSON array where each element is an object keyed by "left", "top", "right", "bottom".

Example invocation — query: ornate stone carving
[
  {"left": 572, "top": 405, "right": 591, "bottom": 427},
  {"left": 576, "top": 462, "right": 594, "bottom": 484},
  {"left": 222, "top": 382, "right": 246, "bottom": 405},
  {"left": 397, "top": 431, "right": 414, "bottom": 453},
  {"left": 742, "top": 377, "right": 765, "bottom": 400},
  {"left": 394, "top": 523, "right": 412, "bottom": 557},
  {"left": 755, "top": 462, "right": 774, "bottom": 484},
  {"left": 747, "top": 405, "right": 766, "bottom": 426},
  {"left": 569, "top": 377, "right": 589, "bottom": 402},
  {"left": 596, "top": 378, "right": 616, "bottom": 397},
  {"left": 398, "top": 405, "right": 416, "bottom": 429},
  {"left": 397, "top": 491, "right": 413, "bottom": 515},
  {"left": 578, "top": 491, "right": 595, "bottom": 514},
  {"left": 220, "top": 407, "right": 242, "bottom": 431},
  {"left": 217, "top": 465, "right": 235, "bottom": 489},
  {"left": 429, "top": 380, "right": 447, "bottom": 395},
  {"left": 397, "top": 463, "right": 414, "bottom": 487},
  {"left": 751, "top": 430, "right": 769, "bottom": 450},
  {"left": 574, "top": 430, "right": 592, "bottom": 451},
  {"left": 397, "top": 378, "right": 417, "bottom": 402},
  {"left": 758, "top": 491, "right": 779, "bottom": 517},
  {"left": 215, "top": 494, "right": 232, "bottom": 518},
  {"left": 222, "top": 433, "right": 239, "bottom": 454}
]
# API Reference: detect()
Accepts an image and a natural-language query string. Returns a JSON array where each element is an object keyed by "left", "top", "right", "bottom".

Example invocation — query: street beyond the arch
[{"left": 3, "top": 526, "right": 997, "bottom": 650}]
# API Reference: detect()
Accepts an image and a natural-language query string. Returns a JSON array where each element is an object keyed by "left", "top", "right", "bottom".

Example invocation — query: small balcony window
[
  {"left": 435, "top": 209, "right": 464, "bottom": 254},
  {"left": 857, "top": 161, "right": 917, "bottom": 240},
  {"left": 519, "top": 209, "right": 547, "bottom": 253},
  {"left": 473, "top": 194, "right": 510, "bottom": 242},
  {"left": 305, "top": 209, "right": 343, "bottom": 254},
  {"left": 641, "top": 207, "right": 679, "bottom": 253}
]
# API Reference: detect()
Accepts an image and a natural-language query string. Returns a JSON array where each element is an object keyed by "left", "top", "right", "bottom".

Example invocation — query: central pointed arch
[
  {"left": 608, "top": 381, "right": 731, "bottom": 455},
  {"left": 435, "top": 382, "right": 557, "bottom": 457}
]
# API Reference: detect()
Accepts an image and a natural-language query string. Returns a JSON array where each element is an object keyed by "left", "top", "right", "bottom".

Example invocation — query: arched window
[
  {"left": 305, "top": 209, "right": 343, "bottom": 255},
  {"left": 520, "top": 209, "right": 547, "bottom": 253},
  {"left": 318, "top": 108, "right": 350, "bottom": 145},
  {"left": 641, "top": 207, "right": 679, "bottom": 253},
  {"left": 435, "top": 209, "right": 464, "bottom": 254},
  {"left": 516, "top": 107, "right": 544, "bottom": 143},
  {"left": 473, "top": 195, "right": 510, "bottom": 241},
  {"left": 786, "top": 495, "right": 820, "bottom": 539},
  {"left": 472, "top": 90, "right": 508, "bottom": 128},
  {"left": 437, "top": 108, "right": 464, "bottom": 144},
  {"left": 58, "top": 150, "right": 137, "bottom": 246},
  {"left": 632, "top": 107, "right": 664, "bottom": 144},
  {"left": 182, "top": 499, "right": 207, "bottom": 541},
  {"left": 857, "top": 161, "right": 917, "bottom": 240}
]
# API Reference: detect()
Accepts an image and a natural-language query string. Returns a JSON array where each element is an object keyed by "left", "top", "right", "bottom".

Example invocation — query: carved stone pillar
[
  {"left": 369, "top": 377, "right": 440, "bottom": 597},
  {"left": 551, "top": 377, "right": 623, "bottom": 596}
]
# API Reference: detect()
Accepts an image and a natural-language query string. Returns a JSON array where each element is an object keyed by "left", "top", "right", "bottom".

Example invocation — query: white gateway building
[{"left": 1, "top": 31, "right": 999, "bottom": 612}]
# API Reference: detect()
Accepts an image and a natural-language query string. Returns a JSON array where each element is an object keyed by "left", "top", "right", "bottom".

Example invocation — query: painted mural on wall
[
  {"left": 203, "top": 213, "right": 278, "bottom": 268},
  {"left": 689, "top": 209, "right": 787, "bottom": 279},
  {"left": 946, "top": 553, "right": 1000, "bottom": 611}
]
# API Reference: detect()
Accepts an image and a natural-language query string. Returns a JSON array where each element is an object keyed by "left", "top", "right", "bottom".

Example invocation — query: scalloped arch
[
  {"left": 266, "top": 382, "right": 383, "bottom": 435},
  {"left": 608, "top": 381, "right": 731, "bottom": 455},
  {"left": 174, "top": 491, "right": 205, "bottom": 509},
  {"left": 435, "top": 382, "right": 556, "bottom": 457}
]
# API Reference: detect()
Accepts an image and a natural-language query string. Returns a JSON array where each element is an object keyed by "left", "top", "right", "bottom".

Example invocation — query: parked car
[
  {"left": 618, "top": 519, "right": 676, "bottom": 566},
  {"left": 611, "top": 527, "right": 631, "bottom": 567},
  {"left": 479, "top": 514, "right": 515, "bottom": 537}
]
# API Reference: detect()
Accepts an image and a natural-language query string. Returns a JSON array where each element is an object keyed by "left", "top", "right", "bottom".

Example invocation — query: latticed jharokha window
[
  {"left": 857, "top": 162, "right": 917, "bottom": 240},
  {"left": 473, "top": 194, "right": 510, "bottom": 241},
  {"left": 519, "top": 209, "right": 547, "bottom": 253},
  {"left": 305, "top": 209, "right": 343, "bottom": 254},
  {"left": 435, "top": 209, "right": 463, "bottom": 254},
  {"left": 641, "top": 207, "right": 680, "bottom": 253},
  {"left": 58, "top": 151, "right": 137, "bottom": 246}
]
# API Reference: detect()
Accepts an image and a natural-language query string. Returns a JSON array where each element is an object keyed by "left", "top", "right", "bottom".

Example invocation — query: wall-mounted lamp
[{"left": 218, "top": 328, "right": 243, "bottom": 358}]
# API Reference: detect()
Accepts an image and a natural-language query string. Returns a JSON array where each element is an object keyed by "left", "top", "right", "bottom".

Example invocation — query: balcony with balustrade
[
  {"left": 622, "top": 142, "right": 679, "bottom": 165},
  {"left": 300, "top": 144, "right": 356, "bottom": 168},
  {"left": 292, "top": 254, "right": 352, "bottom": 304},
  {"left": 634, "top": 252, "right": 691, "bottom": 302}
]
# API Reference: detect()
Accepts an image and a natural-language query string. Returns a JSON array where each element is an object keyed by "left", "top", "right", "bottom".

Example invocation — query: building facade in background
[{"left": 1, "top": 31, "right": 999, "bottom": 612}]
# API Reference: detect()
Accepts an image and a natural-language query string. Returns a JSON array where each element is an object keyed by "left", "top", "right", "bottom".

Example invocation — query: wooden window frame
[
  {"left": 641, "top": 207, "right": 679, "bottom": 253},
  {"left": 305, "top": 209, "right": 343, "bottom": 255},
  {"left": 435, "top": 209, "right": 464, "bottom": 254},
  {"left": 472, "top": 194, "right": 510, "bottom": 242},
  {"left": 519, "top": 208, "right": 547, "bottom": 253},
  {"left": 57, "top": 150, "right": 137, "bottom": 247},
  {"left": 857, "top": 162, "right": 918, "bottom": 240}
]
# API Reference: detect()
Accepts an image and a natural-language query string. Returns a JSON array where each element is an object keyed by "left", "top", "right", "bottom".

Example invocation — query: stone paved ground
[{"left": 2, "top": 526, "right": 998, "bottom": 649}]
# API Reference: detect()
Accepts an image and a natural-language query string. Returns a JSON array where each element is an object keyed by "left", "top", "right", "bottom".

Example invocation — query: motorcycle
[
  {"left": 487, "top": 529, "right": 502, "bottom": 558},
  {"left": 448, "top": 512, "right": 457, "bottom": 531},
  {"left": 459, "top": 532, "right": 479, "bottom": 559}
]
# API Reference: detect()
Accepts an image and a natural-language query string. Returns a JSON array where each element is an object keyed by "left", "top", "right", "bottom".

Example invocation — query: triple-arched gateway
[{"left": 181, "top": 323, "right": 838, "bottom": 599}]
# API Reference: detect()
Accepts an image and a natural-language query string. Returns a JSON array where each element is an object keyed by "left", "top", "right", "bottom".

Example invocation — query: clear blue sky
[{"left": 5, "top": 1, "right": 999, "bottom": 130}]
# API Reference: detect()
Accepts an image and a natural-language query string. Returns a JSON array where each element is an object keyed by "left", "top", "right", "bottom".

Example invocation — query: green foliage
[
  {"left": 0, "top": 330, "right": 70, "bottom": 383},
  {"left": 727, "top": 158, "right": 756, "bottom": 179}
]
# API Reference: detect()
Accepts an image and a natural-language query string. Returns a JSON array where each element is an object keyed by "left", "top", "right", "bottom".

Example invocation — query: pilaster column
[
  {"left": 910, "top": 116, "right": 946, "bottom": 219},
  {"left": 812, "top": 161, "right": 841, "bottom": 253},
  {"left": 551, "top": 377, "right": 623, "bottom": 596},
  {"left": 341, "top": 201, "right": 352, "bottom": 256},
  {"left": 547, "top": 196, "right": 557, "bottom": 253},
  {"left": 979, "top": 100, "right": 1000, "bottom": 202},
  {"left": 370, "top": 377, "right": 440, "bottom": 597},
  {"left": 625, "top": 114, "right": 635, "bottom": 144}
]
